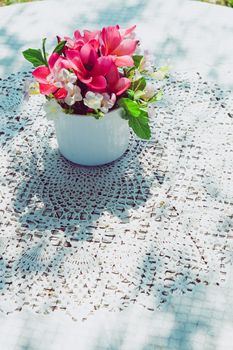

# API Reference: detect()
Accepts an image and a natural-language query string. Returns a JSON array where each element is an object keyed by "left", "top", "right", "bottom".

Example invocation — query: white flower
[
  {"left": 131, "top": 69, "right": 142, "bottom": 82},
  {"left": 43, "top": 99, "right": 63, "bottom": 120},
  {"left": 142, "top": 82, "right": 155, "bottom": 100},
  {"left": 57, "top": 68, "right": 77, "bottom": 86},
  {"left": 47, "top": 68, "right": 77, "bottom": 88},
  {"left": 100, "top": 93, "right": 116, "bottom": 113},
  {"left": 83, "top": 92, "right": 116, "bottom": 113},
  {"left": 140, "top": 50, "right": 154, "bottom": 74},
  {"left": 64, "top": 83, "right": 82, "bottom": 106},
  {"left": 83, "top": 91, "right": 103, "bottom": 110}
]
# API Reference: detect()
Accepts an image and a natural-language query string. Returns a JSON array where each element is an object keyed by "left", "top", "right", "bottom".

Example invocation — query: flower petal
[
  {"left": 87, "top": 76, "right": 107, "bottom": 92},
  {"left": 66, "top": 50, "right": 86, "bottom": 77},
  {"left": 80, "top": 43, "right": 97, "bottom": 66},
  {"left": 101, "top": 25, "right": 121, "bottom": 55},
  {"left": 64, "top": 36, "right": 77, "bottom": 49},
  {"left": 74, "top": 30, "right": 82, "bottom": 40},
  {"left": 83, "top": 29, "right": 100, "bottom": 42},
  {"left": 48, "top": 53, "right": 60, "bottom": 70},
  {"left": 121, "top": 25, "right": 136, "bottom": 38},
  {"left": 91, "top": 56, "right": 112, "bottom": 76},
  {"left": 39, "top": 83, "right": 57, "bottom": 95},
  {"left": 54, "top": 88, "right": 67, "bottom": 99},
  {"left": 112, "top": 39, "right": 137, "bottom": 56},
  {"left": 84, "top": 91, "right": 103, "bottom": 109},
  {"left": 105, "top": 63, "right": 119, "bottom": 86},
  {"left": 32, "top": 66, "right": 50, "bottom": 84},
  {"left": 114, "top": 77, "right": 131, "bottom": 96},
  {"left": 113, "top": 55, "right": 134, "bottom": 67}
]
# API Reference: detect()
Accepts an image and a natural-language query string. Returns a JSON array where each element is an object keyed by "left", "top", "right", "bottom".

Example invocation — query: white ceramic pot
[{"left": 53, "top": 108, "right": 130, "bottom": 166}]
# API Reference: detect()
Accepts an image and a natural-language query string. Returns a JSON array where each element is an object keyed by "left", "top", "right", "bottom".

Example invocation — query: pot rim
[{"left": 59, "top": 107, "right": 122, "bottom": 119}]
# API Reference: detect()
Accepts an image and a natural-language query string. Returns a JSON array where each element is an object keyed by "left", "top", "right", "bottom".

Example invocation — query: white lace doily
[{"left": 0, "top": 71, "right": 232, "bottom": 320}]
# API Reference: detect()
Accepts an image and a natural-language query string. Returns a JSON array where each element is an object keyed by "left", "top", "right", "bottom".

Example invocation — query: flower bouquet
[{"left": 23, "top": 25, "right": 168, "bottom": 165}]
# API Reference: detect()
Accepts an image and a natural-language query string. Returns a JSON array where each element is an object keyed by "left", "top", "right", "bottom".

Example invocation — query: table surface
[{"left": 0, "top": 1, "right": 233, "bottom": 349}]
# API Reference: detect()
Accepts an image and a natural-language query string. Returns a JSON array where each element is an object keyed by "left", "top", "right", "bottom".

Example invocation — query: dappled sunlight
[
  {"left": 0, "top": 62, "right": 233, "bottom": 350},
  {"left": 1, "top": 0, "right": 233, "bottom": 89},
  {"left": 0, "top": 0, "right": 145, "bottom": 77},
  {"left": 1, "top": 0, "right": 233, "bottom": 349},
  {"left": 1, "top": 275, "right": 233, "bottom": 349}
]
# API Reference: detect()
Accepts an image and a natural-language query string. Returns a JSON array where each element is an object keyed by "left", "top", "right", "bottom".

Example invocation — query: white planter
[{"left": 53, "top": 108, "right": 130, "bottom": 166}]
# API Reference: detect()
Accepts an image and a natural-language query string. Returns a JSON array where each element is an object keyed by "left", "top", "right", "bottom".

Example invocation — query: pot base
[{"left": 59, "top": 147, "right": 128, "bottom": 166}]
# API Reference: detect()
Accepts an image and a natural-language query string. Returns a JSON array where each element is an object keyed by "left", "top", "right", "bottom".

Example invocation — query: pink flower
[
  {"left": 64, "top": 29, "right": 100, "bottom": 51},
  {"left": 32, "top": 53, "right": 70, "bottom": 99},
  {"left": 100, "top": 25, "right": 137, "bottom": 67},
  {"left": 31, "top": 25, "right": 136, "bottom": 102},
  {"left": 66, "top": 43, "right": 112, "bottom": 91},
  {"left": 105, "top": 63, "right": 131, "bottom": 96}
]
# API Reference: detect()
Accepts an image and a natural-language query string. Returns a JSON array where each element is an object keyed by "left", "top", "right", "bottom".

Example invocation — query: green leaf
[
  {"left": 42, "top": 38, "right": 48, "bottom": 66},
  {"left": 133, "top": 55, "right": 143, "bottom": 68},
  {"left": 131, "top": 76, "right": 146, "bottom": 92},
  {"left": 120, "top": 109, "right": 130, "bottom": 120},
  {"left": 87, "top": 111, "right": 104, "bottom": 119},
  {"left": 22, "top": 48, "right": 46, "bottom": 67},
  {"left": 128, "top": 110, "right": 151, "bottom": 140},
  {"left": 124, "top": 66, "right": 135, "bottom": 78},
  {"left": 53, "top": 40, "right": 67, "bottom": 54},
  {"left": 119, "top": 98, "right": 141, "bottom": 117},
  {"left": 127, "top": 89, "right": 135, "bottom": 99}
]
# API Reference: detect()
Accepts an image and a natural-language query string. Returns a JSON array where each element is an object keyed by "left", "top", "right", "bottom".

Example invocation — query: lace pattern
[{"left": 0, "top": 71, "right": 232, "bottom": 320}]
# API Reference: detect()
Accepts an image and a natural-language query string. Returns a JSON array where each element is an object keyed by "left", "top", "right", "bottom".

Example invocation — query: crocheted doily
[{"left": 0, "top": 72, "right": 232, "bottom": 320}]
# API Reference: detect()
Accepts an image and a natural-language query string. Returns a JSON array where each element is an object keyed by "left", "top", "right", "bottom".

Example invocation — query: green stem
[{"left": 42, "top": 38, "right": 48, "bottom": 66}]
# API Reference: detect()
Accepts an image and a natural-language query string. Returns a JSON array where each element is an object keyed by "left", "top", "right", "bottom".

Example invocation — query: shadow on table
[
  {"left": 13, "top": 137, "right": 163, "bottom": 238},
  {"left": 9, "top": 134, "right": 166, "bottom": 280}
]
